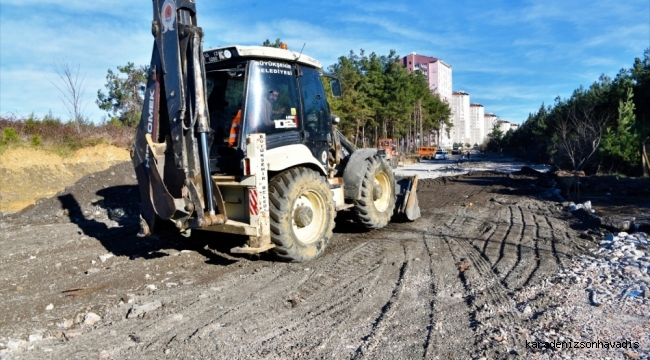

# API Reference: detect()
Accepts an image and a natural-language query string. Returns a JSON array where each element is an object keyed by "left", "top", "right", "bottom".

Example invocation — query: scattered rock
[
  {"left": 127, "top": 300, "right": 162, "bottom": 319},
  {"left": 99, "top": 253, "right": 114, "bottom": 263},
  {"left": 85, "top": 267, "right": 101, "bottom": 275},
  {"left": 84, "top": 312, "right": 101, "bottom": 325},
  {"left": 600, "top": 215, "right": 635, "bottom": 232},
  {"left": 7, "top": 339, "right": 27, "bottom": 350},
  {"left": 129, "top": 334, "right": 142, "bottom": 343},
  {"left": 57, "top": 318, "right": 74, "bottom": 329},
  {"left": 63, "top": 330, "right": 83, "bottom": 340},
  {"left": 28, "top": 333, "right": 42, "bottom": 342}
]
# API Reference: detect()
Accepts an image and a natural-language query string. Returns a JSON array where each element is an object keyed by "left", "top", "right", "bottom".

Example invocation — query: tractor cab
[{"left": 203, "top": 45, "right": 339, "bottom": 175}]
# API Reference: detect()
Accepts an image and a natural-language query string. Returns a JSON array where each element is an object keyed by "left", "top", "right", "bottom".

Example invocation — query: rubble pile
[
  {"left": 516, "top": 230, "right": 650, "bottom": 359},
  {"left": 559, "top": 231, "right": 650, "bottom": 305}
]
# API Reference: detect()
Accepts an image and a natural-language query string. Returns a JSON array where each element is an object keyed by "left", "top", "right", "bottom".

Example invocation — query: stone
[
  {"left": 45, "top": 303, "right": 54, "bottom": 311},
  {"left": 63, "top": 330, "right": 83, "bottom": 340},
  {"left": 28, "top": 333, "right": 42, "bottom": 342},
  {"left": 600, "top": 216, "right": 634, "bottom": 232},
  {"left": 7, "top": 339, "right": 26, "bottom": 350},
  {"left": 624, "top": 267, "right": 642, "bottom": 276},
  {"left": 85, "top": 268, "right": 101, "bottom": 275},
  {"left": 99, "top": 253, "right": 114, "bottom": 263},
  {"left": 127, "top": 301, "right": 162, "bottom": 319},
  {"left": 84, "top": 312, "right": 101, "bottom": 325},
  {"left": 57, "top": 318, "right": 73, "bottom": 329}
]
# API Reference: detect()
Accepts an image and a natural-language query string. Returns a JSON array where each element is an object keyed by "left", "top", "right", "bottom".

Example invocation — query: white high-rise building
[
  {"left": 484, "top": 113, "right": 498, "bottom": 140},
  {"left": 451, "top": 91, "right": 470, "bottom": 145},
  {"left": 469, "top": 103, "right": 485, "bottom": 146},
  {"left": 497, "top": 120, "right": 513, "bottom": 135}
]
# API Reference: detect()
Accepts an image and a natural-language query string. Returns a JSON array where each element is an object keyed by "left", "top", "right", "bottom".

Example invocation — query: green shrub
[
  {"left": 42, "top": 111, "right": 62, "bottom": 126},
  {"left": 2, "top": 127, "right": 21, "bottom": 145},
  {"left": 31, "top": 134, "right": 42, "bottom": 147}
]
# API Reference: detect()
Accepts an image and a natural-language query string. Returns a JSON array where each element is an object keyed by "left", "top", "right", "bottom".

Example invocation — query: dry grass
[{"left": 0, "top": 114, "right": 135, "bottom": 156}]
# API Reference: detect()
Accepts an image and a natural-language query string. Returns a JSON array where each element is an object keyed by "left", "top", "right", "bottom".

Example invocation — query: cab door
[{"left": 298, "top": 65, "right": 332, "bottom": 167}]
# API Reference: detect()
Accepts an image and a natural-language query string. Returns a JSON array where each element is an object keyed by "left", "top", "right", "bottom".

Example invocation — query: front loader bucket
[{"left": 393, "top": 175, "right": 420, "bottom": 221}]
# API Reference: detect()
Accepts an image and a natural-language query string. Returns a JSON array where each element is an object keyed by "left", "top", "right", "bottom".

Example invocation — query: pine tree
[{"left": 600, "top": 87, "right": 639, "bottom": 171}]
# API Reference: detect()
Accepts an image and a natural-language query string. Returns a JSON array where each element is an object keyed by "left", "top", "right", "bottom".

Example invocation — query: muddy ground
[{"left": 1, "top": 156, "right": 649, "bottom": 359}]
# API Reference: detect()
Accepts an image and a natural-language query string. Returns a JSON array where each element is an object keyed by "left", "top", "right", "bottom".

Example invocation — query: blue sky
[{"left": 1, "top": 0, "right": 648, "bottom": 124}]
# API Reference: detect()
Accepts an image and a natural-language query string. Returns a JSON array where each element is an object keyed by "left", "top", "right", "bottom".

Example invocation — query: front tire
[
  {"left": 353, "top": 156, "right": 396, "bottom": 229},
  {"left": 268, "top": 167, "right": 335, "bottom": 262}
]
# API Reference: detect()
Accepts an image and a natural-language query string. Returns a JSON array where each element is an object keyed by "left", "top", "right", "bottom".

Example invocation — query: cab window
[
  {"left": 206, "top": 66, "right": 245, "bottom": 147},
  {"left": 298, "top": 65, "right": 330, "bottom": 142},
  {"left": 243, "top": 60, "right": 301, "bottom": 135}
]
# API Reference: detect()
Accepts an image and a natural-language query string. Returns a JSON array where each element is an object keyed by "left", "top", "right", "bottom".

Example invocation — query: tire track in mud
[
  {"left": 254, "top": 240, "right": 397, "bottom": 356},
  {"left": 422, "top": 234, "right": 476, "bottom": 359},
  {"left": 440, "top": 234, "right": 524, "bottom": 357},
  {"left": 350, "top": 246, "right": 409, "bottom": 359},
  {"left": 349, "top": 230, "right": 452, "bottom": 360},
  {"left": 500, "top": 206, "right": 537, "bottom": 290},
  {"left": 479, "top": 206, "right": 512, "bottom": 269},
  {"left": 544, "top": 216, "right": 571, "bottom": 268},
  {"left": 490, "top": 206, "right": 524, "bottom": 286}
]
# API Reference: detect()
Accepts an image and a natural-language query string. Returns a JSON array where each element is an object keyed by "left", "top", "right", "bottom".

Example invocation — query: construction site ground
[{"left": 1, "top": 150, "right": 649, "bottom": 359}]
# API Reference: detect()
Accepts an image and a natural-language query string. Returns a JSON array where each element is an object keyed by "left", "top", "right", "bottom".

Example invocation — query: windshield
[{"left": 243, "top": 60, "right": 301, "bottom": 135}]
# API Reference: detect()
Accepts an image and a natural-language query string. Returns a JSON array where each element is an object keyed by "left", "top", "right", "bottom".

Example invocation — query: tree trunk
[
  {"left": 354, "top": 118, "right": 360, "bottom": 148},
  {"left": 643, "top": 138, "right": 649, "bottom": 177}
]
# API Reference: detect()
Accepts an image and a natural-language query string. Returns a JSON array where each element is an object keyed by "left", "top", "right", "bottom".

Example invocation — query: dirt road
[{"left": 1, "top": 160, "right": 647, "bottom": 359}]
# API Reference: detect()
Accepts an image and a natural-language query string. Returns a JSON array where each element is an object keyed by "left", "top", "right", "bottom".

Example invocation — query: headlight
[{"left": 223, "top": 49, "right": 232, "bottom": 59}]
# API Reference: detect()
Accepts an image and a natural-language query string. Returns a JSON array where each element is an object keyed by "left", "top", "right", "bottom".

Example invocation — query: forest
[
  {"left": 326, "top": 50, "right": 451, "bottom": 151},
  {"left": 492, "top": 49, "right": 650, "bottom": 176}
]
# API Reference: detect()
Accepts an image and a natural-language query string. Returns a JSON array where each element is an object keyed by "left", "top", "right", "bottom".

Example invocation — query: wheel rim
[
  {"left": 373, "top": 171, "right": 391, "bottom": 212},
  {"left": 292, "top": 189, "right": 326, "bottom": 245}
]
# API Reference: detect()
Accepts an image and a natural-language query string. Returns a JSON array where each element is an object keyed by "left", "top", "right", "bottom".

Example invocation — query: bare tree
[
  {"left": 50, "top": 59, "right": 89, "bottom": 132},
  {"left": 554, "top": 103, "right": 614, "bottom": 172}
]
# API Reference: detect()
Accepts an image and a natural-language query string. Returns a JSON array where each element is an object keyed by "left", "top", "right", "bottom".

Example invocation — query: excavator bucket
[{"left": 393, "top": 175, "right": 420, "bottom": 221}]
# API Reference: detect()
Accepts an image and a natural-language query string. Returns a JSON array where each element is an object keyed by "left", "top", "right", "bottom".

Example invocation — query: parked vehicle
[
  {"left": 433, "top": 149, "right": 448, "bottom": 160},
  {"left": 417, "top": 146, "right": 437, "bottom": 160}
]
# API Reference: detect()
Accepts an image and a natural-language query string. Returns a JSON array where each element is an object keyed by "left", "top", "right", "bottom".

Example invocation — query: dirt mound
[
  {"left": 3, "top": 161, "right": 140, "bottom": 227},
  {"left": 0, "top": 145, "right": 130, "bottom": 213}
]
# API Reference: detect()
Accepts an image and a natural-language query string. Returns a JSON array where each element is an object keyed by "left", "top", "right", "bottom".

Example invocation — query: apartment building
[
  {"left": 469, "top": 103, "right": 485, "bottom": 146},
  {"left": 402, "top": 53, "right": 453, "bottom": 105},
  {"left": 484, "top": 113, "right": 498, "bottom": 139},
  {"left": 451, "top": 91, "right": 470, "bottom": 145}
]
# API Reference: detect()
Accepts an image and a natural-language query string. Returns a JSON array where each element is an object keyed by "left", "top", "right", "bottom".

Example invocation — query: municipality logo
[{"left": 161, "top": 0, "right": 176, "bottom": 33}]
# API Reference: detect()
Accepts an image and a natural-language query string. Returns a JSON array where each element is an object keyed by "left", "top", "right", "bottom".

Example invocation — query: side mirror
[{"left": 330, "top": 79, "right": 342, "bottom": 98}]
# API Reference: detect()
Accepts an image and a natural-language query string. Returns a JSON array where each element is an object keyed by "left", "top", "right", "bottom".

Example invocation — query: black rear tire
[
  {"left": 353, "top": 156, "right": 396, "bottom": 229},
  {"left": 268, "top": 167, "right": 336, "bottom": 262}
]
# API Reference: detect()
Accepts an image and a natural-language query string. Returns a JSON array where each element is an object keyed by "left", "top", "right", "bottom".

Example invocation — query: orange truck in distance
[{"left": 417, "top": 146, "right": 437, "bottom": 160}]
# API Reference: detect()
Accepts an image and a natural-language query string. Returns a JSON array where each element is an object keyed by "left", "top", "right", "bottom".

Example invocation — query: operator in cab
[{"left": 247, "top": 88, "right": 286, "bottom": 132}]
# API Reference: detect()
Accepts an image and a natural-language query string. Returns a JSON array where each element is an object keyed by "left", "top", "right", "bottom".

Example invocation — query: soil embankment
[{"left": 0, "top": 145, "right": 130, "bottom": 212}]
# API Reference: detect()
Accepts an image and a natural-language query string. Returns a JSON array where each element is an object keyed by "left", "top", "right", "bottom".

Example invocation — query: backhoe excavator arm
[{"left": 132, "top": 0, "right": 223, "bottom": 236}]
